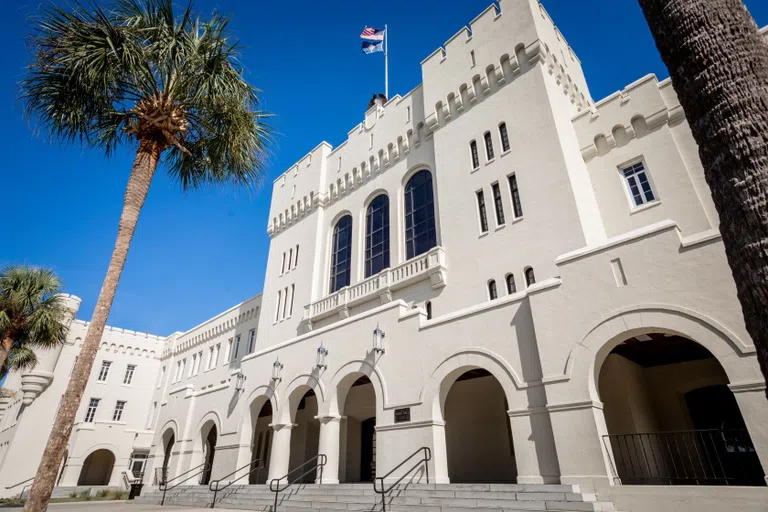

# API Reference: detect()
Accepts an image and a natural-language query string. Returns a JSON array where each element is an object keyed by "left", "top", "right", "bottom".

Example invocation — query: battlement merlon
[{"left": 420, "top": 0, "right": 592, "bottom": 123}]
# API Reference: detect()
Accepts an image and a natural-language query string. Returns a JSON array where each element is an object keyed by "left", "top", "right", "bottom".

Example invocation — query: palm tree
[
  {"left": 20, "top": 1, "right": 271, "bottom": 509},
  {"left": 637, "top": 0, "right": 768, "bottom": 397},
  {"left": 0, "top": 266, "right": 68, "bottom": 378}
]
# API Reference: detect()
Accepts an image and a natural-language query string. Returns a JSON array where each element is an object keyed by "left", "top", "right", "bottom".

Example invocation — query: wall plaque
[{"left": 394, "top": 407, "right": 411, "bottom": 423}]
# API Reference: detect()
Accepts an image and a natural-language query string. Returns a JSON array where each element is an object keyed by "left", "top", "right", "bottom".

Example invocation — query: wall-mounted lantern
[
  {"left": 373, "top": 324, "right": 386, "bottom": 354},
  {"left": 316, "top": 343, "right": 328, "bottom": 370},
  {"left": 272, "top": 359, "right": 284, "bottom": 383},
  {"left": 235, "top": 372, "right": 247, "bottom": 392}
]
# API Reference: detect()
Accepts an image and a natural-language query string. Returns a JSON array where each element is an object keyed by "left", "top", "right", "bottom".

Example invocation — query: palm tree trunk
[
  {"left": 0, "top": 335, "right": 13, "bottom": 375},
  {"left": 24, "top": 138, "right": 164, "bottom": 512},
  {"left": 638, "top": 0, "right": 768, "bottom": 398}
]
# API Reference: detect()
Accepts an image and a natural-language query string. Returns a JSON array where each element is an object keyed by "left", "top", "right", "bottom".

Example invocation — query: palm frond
[{"left": 0, "top": 347, "right": 39, "bottom": 379}]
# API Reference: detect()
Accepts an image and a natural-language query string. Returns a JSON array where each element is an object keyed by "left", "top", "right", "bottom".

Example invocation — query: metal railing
[
  {"left": 159, "top": 462, "right": 210, "bottom": 505},
  {"left": 269, "top": 454, "right": 327, "bottom": 512},
  {"left": 208, "top": 459, "right": 265, "bottom": 508},
  {"left": 603, "top": 429, "right": 765, "bottom": 486},
  {"left": 373, "top": 447, "right": 431, "bottom": 512}
]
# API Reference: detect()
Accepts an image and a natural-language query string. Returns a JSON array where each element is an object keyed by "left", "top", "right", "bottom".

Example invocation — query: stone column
[
  {"left": 548, "top": 400, "right": 614, "bottom": 492},
  {"left": 430, "top": 421, "right": 450, "bottom": 484},
  {"left": 316, "top": 416, "right": 342, "bottom": 484},
  {"left": 267, "top": 424, "right": 294, "bottom": 483},
  {"left": 507, "top": 407, "right": 560, "bottom": 484},
  {"left": 730, "top": 382, "right": 768, "bottom": 484}
]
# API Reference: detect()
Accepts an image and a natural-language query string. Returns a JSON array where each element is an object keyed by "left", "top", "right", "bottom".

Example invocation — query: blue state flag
[{"left": 361, "top": 40, "right": 384, "bottom": 54}]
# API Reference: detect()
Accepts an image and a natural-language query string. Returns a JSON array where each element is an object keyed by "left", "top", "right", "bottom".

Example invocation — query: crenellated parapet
[
  {"left": 161, "top": 294, "right": 262, "bottom": 359},
  {"left": 73, "top": 320, "right": 166, "bottom": 361},
  {"left": 573, "top": 75, "right": 686, "bottom": 162}
]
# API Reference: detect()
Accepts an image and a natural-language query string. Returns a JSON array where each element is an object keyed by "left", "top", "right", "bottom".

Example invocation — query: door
[{"left": 360, "top": 418, "right": 376, "bottom": 482}]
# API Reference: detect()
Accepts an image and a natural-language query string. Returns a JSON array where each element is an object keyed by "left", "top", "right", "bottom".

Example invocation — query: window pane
[
  {"left": 405, "top": 171, "right": 437, "bottom": 259},
  {"left": 330, "top": 216, "right": 353, "bottom": 292}
]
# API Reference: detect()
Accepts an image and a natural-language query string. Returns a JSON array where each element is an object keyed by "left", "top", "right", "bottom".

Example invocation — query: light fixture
[
  {"left": 235, "top": 372, "right": 247, "bottom": 392},
  {"left": 272, "top": 359, "right": 284, "bottom": 382},
  {"left": 316, "top": 343, "right": 329, "bottom": 370},
  {"left": 373, "top": 324, "right": 386, "bottom": 354}
]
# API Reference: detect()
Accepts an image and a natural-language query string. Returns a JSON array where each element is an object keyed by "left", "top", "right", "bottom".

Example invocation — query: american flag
[{"left": 360, "top": 27, "right": 385, "bottom": 41}]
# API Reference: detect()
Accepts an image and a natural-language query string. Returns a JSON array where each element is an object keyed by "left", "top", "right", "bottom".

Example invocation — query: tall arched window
[
  {"left": 365, "top": 195, "right": 390, "bottom": 277},
  {"left": 329, "top": 215, "right": 353, "bottom": 293},
  {"left": 499, "top": 122, "right": 510, "bottom": 153},
  {"left": 469, "top": 140, "right": 479, "bottom": 170},
  {"left": 525, "top": 267, "right": 536, "bottom": 287},
  {"left": 506, "top": 273, "right": 516, "bottom": 294},
  {"left": 404, "top": 170, "right": 437, "bottom": 259},
  {"left": 484, "top": 131, "right": 494, "bottom": 160},
  {"left": 488, "top": 280, "right": 498, "bottom": 300}
]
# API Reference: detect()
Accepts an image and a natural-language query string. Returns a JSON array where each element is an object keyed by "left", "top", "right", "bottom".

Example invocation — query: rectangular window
[
  {"left": 181, "top": 358, "right": 187, "bottom": 379},
  {"left": 84, "top": 398, "right": 100, "bottom": 423},
  {"left": 227, "top": 339, "right": 234, "bottom": 361},
  {"left": 123, "top": 364, "right": 136, "bottom": 385},
  {"left": 621, "top": 161, "right": 657, "bottom": 207},
  {"left": 112, "top": 400, "right": 127, "bottom": 422},
  {"left": 289, "top": 284, "right": 295, "bottom": 317},
  {"left": 146, "top": 402, "right": 157, "bottom": 429},
  {"left": 174, "top": 361, "right": 181, "bottom": 383},
  {"left": 281, "top": 252, "right": 287, "bottom": 274},
  {"left": 484, "top": 132, "right": 494, "bottom": 161},
  {"left": 499, "top": 123, "right": 510, "bottom": 152},
  {"left": 476, "top": 191, "right": 489, "bottom": 233},
  {"left": 214, "top": 343, "right": 221, "bottom": 366},
  {"left": 288, "top": 249, "right": 293, "bottom": 270},
  {"left": 208, "top": 346, "right": 214, "bottom": 370},
  {"left": 469, "top": 140, "right": 479, "bottom": 170},
  {"left": 157, "top": 366, "right": 166, "bottom": 389},
  {"left": 282, "top": 286, "right": 289, "bottom": 319},
  {"left": 97, "top": 361, "right": 112, "bottom": 382},
  {"left": 233, "top": 335, "right": 241, "bottom": 360},
  {"left": 508, "top": 175, "right": 523, "bottom": 218},
  {"left": 195, "top": 352, "right": 202, "bottom": 374},
  {"left": 275, "top": 290, "right": 282, "bottom": 322},
  {"left": 190, "top": 354, "right": 197, "bottom": 377},
  {"left": 130, "top": 453, "right": 148, "bottom": 478},
  {"left": 492, "top": 182, "right": 505, "bottom": 225},
  {"left": 247, "top": 329, "right": 256, "bottom": 354},
  {"left": 294, "top": 245, "right": 299, "bottom": 268}
]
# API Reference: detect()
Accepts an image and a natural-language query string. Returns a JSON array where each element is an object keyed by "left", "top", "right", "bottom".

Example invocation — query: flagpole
[{"left": 384, "top": 24, "right": 389, "bottom": 99}]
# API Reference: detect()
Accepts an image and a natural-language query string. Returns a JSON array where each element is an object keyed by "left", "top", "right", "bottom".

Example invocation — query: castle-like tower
[{"left": 1, "top": 3, "right": 767, "bottom": 510}]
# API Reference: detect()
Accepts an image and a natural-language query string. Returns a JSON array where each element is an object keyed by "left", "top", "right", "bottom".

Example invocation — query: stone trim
[
  {"left": 547, "top": 400, "right": 603, "bottom": 413},
  {"left": 375, "top": 420, "right": 446, "bottom": 432},
  {"left": 728, "top": 381, "right": 766, "bottom": 394},
  {"left": 507, "top": 406, "right": 548, "bottom": 418}
]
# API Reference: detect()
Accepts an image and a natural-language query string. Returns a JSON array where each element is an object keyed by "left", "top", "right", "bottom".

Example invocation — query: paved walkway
[{"left": 6, "top": 502, "right": 235, "bottom": 512}]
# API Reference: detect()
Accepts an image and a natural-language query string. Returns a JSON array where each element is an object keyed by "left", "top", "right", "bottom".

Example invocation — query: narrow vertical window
[
  {"left": 329, "top": 215, "right": 353, "bottom": 292},
  {"left": 476, "top": 191, "right": 489, "bottom": 233},
  {"left": 488, "top": 280, "right": 498, "bottom": 300},
  {"left": 294, "top": 245, "right": 299, "bottom": 268},
  {"left": 470, "top": 49, "right": 476, "bottom": 67},
  {"left": 188, "top": 355, "right": 195, "bottom": 377},
  {"left": 365, "top": 195, "right": 391, "bottom": 277},
  {"left": 227, "top": 339, "right": 234, "bottom": 361},
  {"left": 469, "top": 140, "right": 479, "bottom": 170},
  {"left": 287, "top": 249, "right": 293, "bottom": 270},
  {"left": 97, "top": 361, "right": 112, "bottom": 382},
  {"left": 123, "top": 364, "right": 136, "bottom": 385},
  {"left": 248, "top": 329, "right": 256, "bottom": 354},
  {"left": 147, "top": 402, "right": 157, "bottom": 429},
  {"left": 484, "top": 131, "right": 494, "bottom": 160},
  {"left": 157, "top": 366, "right": 165, "bottom": 388},
  {"left": 274, "top": 290, "right": 282, "bottom": 322},
  {"left": 525, "top": 267, "right": 536, "bottom": 287},
  {"left": 208, "top": 347, "right": 214, "bottom": 370},
  {"left": 281, "top": 252, "right": 286, "bottom": 274},
  {"left": 214, "top": 344, "right": 221, "bottom": 366},
  {"left": 506, "top": 274, "right": 517, "bottom": 294},
  {"left": 621, "top": 161, "right": 657, "bottom": 207},
  {"left": 426, "top": 301, "right": 432, "bottom": 320},
  {"left": 405, "top": 170, "right": 437, "bottom": 259},
  {"left": 113, "top": 401, "right": 127, "bottom": 422},
  {"left": 508, "top": 174, "right": 523, "bottom": 218},
  {"left": 85, "top": 398, "right": 100, "bottom": 423},
  {"left": 289, "top": 284, "right": 295, "bottom": 317},
  {"left": 282, "top": 286, "right": 289, "bottom": 319},
  {"left": 406, "top": 106, "right": 411, "bottom": 122},
  {"left": 492, "top": 182, "right": 505, "bottom": 225},
  {"left": 499, "top": 123, "right": 510, "bottom": 153},
  {"left": 233, "top": 335, "right": 240, "bottom": 360}
]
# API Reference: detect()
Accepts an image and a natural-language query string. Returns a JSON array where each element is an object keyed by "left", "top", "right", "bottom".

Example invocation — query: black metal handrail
[
  {"left": 603, "top": 428, "right": 764, "bottom": 486},
  {"left": 159, "top": 462, "right": 210, "bottom": 505},
  {"left": 373, "top": 446, "right": 431, "bottom": 512},
  {"left": 269, "top": 454, "right": 327, "bottom": 512},
  {"left": 208, "top": 459, "right": 265, "bottom": 508}
]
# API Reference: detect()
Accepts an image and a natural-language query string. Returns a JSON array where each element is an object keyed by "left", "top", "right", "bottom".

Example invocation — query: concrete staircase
[{"left": 133, "top": 482, "right": 618, "bottom": 512}]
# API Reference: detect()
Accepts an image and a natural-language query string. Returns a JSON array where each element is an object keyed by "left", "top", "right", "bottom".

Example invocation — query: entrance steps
[{"left": 133, "top": 483, "right": 619, "bottom": 512}]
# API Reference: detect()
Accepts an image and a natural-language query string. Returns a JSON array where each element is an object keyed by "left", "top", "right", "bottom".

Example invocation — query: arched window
[
  {"left": 484, "top": 131, "right": 494, "bottom": 160},
  {"left": 365, "top": 195, "right": 390, "bottom": 277},
  {"left": 525, "top": 267, "right": 536, "bottom": 287},
  {"left": 404, "top": 170, "right": 437, "bottom": 259},
  {"left": 330, "top": 215, "right": 353, "bottom": 293},
  {"left": 506, "top": 274, "right": 516, "bottom": 294},
  {"left": 499, "top": 122, "right": 510, "bottom": 153},
  {"left": 488, "top": 280, "right": 498, "bottom": 300},
  {"left": 469, "top": 140, "right": 479, "bottom": 170}
]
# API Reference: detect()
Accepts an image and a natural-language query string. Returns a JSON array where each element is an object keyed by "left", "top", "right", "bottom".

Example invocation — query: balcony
[{"left": 303, "top": 246, "right": 447, "bottom": 327}]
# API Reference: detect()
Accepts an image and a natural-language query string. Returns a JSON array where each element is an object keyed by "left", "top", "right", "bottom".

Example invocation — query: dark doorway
[
  {"left": 360, "top": 418, "right": 376, "bottom": 482},
  {"left": 201, "top": 425, "right": 217, "bottom": 485},
  {"left": 685, "top": 385, "right": 764, "bottom": 486},
  {"left": 77, "top": 449, "right": 115, "bottom": 486}
]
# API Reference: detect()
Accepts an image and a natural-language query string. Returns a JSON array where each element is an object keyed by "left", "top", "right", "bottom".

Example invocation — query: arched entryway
[
  {"left": 443, "top": 369, "right": 516, "bottom": 483},
  {"left": 200, "top": 421, "right": 218, "bottom": 485},
  {"left": 599, "top": 333, "right": 765, "bottom": 486},
  {"left": 287, "top": 387, "right": 320, "bottom": 482},
  {"left": 338, "top": 374, "right": 377, "bottom": 482},
  {"left": 249, "top": 398, "right": 273, "bottom": 484},
  {"left": 77, "top": 449, "right": 115, "bottom": 485},
  {"left": 160, "top": 429, "right": 175, "bottom": 483}
]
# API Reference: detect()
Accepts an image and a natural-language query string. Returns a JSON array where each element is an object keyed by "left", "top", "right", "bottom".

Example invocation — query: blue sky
[{"left": 2, "top": 0, "right": 767, "bottom": 336}]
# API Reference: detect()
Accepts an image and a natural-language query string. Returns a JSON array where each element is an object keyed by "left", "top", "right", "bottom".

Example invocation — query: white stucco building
[{"left": 2, "top": 2, "right": 768, "bottom": 510}]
